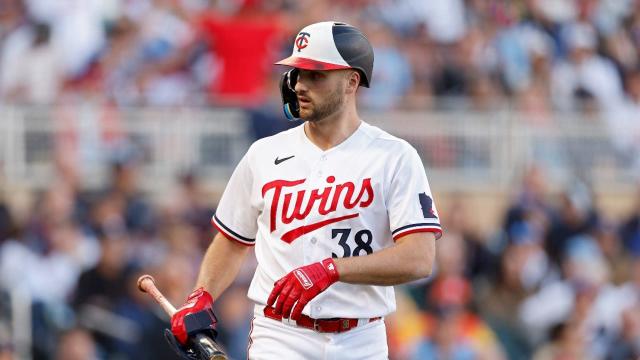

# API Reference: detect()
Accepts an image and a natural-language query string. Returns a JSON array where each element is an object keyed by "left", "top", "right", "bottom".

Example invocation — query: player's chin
[{"left": 298, "top": 108, "right": 314, "bottom": 121}]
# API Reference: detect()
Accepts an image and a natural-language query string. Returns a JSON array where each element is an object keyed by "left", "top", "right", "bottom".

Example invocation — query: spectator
[
  {"left": 545, "top": 184, "right": 598, "bottom": 266},
  {"left": 101, "top": 17, "right": 145, "bottom": 105},
  {"left": 72, "top": 225, "right": 132, "bottom": 310},
  {"left": 0, "top": 0, "right": 24, "bottom": 39},
  {"left": 607, "top": 305, "right": 640, "bottom": 360},
  {"left": 160, "top": 171, "right": 217, "bottom": 247},
  {"left": 0, "top": 320, "right": 13, "bottom": 360},
  {"left": 54, "top": 328, "right": 98, "bottom": 360},
  {"left": 415, "top": 226, "right": 506, "bottom": 359},
  {"left": 609, "top": 258, "right": 640, "bottom": 359},
  {"left": 444, "top": 197, "right": 496, "bottom": 282},
  {"left": 617, "top": 257, "right": 640, "bottom": 315},
  {"left": 0, "top": 0, "right": 31, "bottom": 102},
  {"left": 602, "top": 22, "right": 638, "bottom": 71},
  {"left": 519, "top": 235, "right": 630, "bottom": 356},
  {"left": 0, "top": 23, "right": 61, "bottom": 103},
  {"left": 359, "top": 23, "right": 413, "bottom": 111},
  {"left": 504, "top": 165, "right": 552, "bottom": 238},
  {"left": 415, "top": 275, "right": 505, "bottom": 359},
  {"left": 594, "top": 218, "right": 631, "bottom": 285},
  {"left": 551, "top": 22, "right": 625, "bottom": 112},
  {"left": 373, "top": 0, "right": 467, "bottom": 44},
  {"left": 26, "top": 0, "right": 107, "bottom": 79},
  {"left": 411, "top": 309, "right": 479, "bottom": 360},
  {"left": 621, "top": 185, "right": 640, "bottom": 256},
  {"left": 604, "top": 67, "right": 640, "bottom": 168},
  {"left": 0, "top": 201, "right": 15, "bottom": 245},
  {"left": 0, "top": 182, "right": 100, "bottom": 304},
  {"left": 478, "top": 241, "right": 546, "bottom": 359},
  {"left": 197, "top": 1, "right": 287, "bottom": 106},
  {"left": 532, "top": 321, "right": 594, "bottom": 360},
  {"left": 134, "top": 0, "right": 200, "bottom": 105},
  {"left": 103, "top": 155, "right": 156, "bottom": 237}
]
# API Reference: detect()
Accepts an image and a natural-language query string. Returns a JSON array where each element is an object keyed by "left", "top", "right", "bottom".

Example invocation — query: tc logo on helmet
[{"left": 295, "top": 32, "right": 311, "bottom": 52}]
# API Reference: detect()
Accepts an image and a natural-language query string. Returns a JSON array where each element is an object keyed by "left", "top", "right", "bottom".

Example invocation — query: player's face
[{"left": 294, "top": 69, "right": 347, "bottom": 122}]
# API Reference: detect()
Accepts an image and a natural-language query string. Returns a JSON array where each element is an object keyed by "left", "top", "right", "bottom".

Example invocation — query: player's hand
[
  {"left": 171, "top": 287, "right": 215, "bottom": 344},
  {"left": 267, "top": 258, "right": 339, "bottom": 321}
]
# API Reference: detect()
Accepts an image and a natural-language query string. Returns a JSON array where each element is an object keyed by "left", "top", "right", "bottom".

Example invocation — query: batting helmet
[
  {"left": 276, "top": 21, "right": 374, "bottom": 87},
  {"left": 276, "top": 21, "right": 374, "bottom": 120}
]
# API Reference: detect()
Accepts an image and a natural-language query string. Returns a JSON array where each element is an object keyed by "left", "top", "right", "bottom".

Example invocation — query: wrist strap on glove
[{"left": 321, "top": 258, "right": 340, "bottom": 283}]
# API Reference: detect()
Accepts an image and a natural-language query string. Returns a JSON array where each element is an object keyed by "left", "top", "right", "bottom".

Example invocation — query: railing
[
  {"left": 0, "top": 105, "right": 251, "bottom": 192},
  {"left": 1, "top": 105, "right": 637, "bottom": 193},
  {"left": 366, "top": 110, "right": 639, "bottom": 191}
]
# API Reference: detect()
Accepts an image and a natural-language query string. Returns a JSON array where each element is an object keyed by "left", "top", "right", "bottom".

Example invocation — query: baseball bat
[{"left": 137, "top": 275, "right": 227, "bottom": 360}]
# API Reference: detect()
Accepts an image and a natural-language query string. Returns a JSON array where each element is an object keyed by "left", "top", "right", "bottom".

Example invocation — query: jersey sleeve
[
  {"left": 387, "top": 147, "right": 442, "bottom": 241},
  {"left": 211, "top": 152, "right": 258, "bottom": 246}
]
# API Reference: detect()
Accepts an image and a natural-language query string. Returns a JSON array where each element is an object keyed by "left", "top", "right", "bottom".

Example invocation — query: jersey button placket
[
  {"left": 308, "top": 237, "right": 318, "bottom": 263},
  {"left": 304, "top": 155, "right": 325, "bottom": 264},
  {"left": 317, "top": 154, "right": 327, "bottom": 177},
  {"left": 309, "top": 155, "right": 327, "bottom": 320},
  {"left": 302, "top": 157, "right": 319, "bottom": 264}
]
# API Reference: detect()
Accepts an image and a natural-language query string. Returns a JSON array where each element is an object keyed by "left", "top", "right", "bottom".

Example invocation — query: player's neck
[{"left": 304, "top": 106, "right": 361, "bottom": 151}]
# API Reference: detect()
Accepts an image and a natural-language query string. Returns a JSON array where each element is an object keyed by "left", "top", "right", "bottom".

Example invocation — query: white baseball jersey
[{"left": 212, "top": 121, "right": 441, "bottom": 319}]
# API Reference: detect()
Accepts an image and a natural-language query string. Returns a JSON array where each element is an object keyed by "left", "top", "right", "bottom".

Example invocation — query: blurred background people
[{"left": 1, "top": 0, "right": 640, "bottom": 359}]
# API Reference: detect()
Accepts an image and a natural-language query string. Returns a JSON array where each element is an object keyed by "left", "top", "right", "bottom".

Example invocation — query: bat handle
[
  {"left": 193, "top": 333, "right": 228, "bottom": 360},
  {"left": 137, "top": 274, "right": 227, "bottom": 359}
]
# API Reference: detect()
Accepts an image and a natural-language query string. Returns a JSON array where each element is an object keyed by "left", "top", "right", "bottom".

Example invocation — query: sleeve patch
[{"left": 419, "top": 193, "right": 438, "bottom": 219}]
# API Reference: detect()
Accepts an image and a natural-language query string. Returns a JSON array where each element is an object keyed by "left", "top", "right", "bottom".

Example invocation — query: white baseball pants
[{"left": 247, "top": 305, "right": 389, "bottom": 360}]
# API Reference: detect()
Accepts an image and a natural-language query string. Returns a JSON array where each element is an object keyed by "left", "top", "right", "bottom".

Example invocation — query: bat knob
[{"left": 137, "top": 274, "right": 155, "bottom": 293}]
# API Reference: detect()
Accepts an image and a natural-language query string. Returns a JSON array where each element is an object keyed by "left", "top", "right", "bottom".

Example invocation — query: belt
[{"left": 263, "top": 306, "right": 381, "bottom": 333}]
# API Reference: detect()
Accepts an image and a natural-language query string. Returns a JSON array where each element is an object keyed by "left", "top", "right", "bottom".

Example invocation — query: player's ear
[{"left": 345, "top": 70, "right": 360, "bottom": 94}]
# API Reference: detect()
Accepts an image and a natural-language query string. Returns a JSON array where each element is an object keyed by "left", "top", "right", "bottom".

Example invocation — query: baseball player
[{"left": 168, "top": 21, "right": 442, "bottom": 359}]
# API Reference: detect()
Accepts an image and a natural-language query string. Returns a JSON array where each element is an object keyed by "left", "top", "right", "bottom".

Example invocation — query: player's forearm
[
  {"left": 195, "top": 232, "right": 251, "bottom": 299},
  {"left": 333, "top": 232, "right": 435, "bottom": 286}
]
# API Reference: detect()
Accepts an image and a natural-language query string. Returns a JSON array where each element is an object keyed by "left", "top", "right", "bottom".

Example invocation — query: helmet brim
[{"left": 275, "top": 56, "right": 351, "bottom": 71}]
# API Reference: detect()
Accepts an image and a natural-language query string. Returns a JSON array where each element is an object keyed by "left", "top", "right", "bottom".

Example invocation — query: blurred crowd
[
  {"left": 1, "top": 154, "right": 640, "bottom": 360},
  {"left": 2, "top": 0, "right": 640, "bottom": 359},
  {"left": 2, "top": 0, "right": 640, "bottom": 152},
  {"left": 1, "top": 0, "right": 640, "bottom": 111},
  {"left": 389, "top": 166, "right": 640, "bottom": 360}
]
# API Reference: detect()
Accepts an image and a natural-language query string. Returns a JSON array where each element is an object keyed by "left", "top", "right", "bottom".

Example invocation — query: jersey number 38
[{"left": 330, "top": 228, "right": 374, "bottom": 258}]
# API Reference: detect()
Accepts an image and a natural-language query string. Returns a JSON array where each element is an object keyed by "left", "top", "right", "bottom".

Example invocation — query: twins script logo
[
  {"left": 262, "top": 176, "right": 374, "bottom": 243},
  {"left": 295, "top": 32, "right": 311, "bottom": 52}
]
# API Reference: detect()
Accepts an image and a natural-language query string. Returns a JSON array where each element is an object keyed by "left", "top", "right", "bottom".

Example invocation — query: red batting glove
[
  {"left": 267, "top": 258, "right": 339, "bottom": 321},
  {"left": 170, "top": 287, "right": 214, "bottom": 344}
]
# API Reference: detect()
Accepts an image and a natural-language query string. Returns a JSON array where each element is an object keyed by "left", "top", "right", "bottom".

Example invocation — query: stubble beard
[{"left": 300, "top": 83, "right": 345, "bottom": 123}]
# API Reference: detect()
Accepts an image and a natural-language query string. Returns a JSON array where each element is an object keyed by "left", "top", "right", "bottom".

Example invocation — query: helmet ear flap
[{"left": 280, "top": 69, "right": 300, "bottom": 121}]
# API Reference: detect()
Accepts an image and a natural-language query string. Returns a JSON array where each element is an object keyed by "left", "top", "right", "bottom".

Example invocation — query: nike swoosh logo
[{"left": 274, "top": 155, "right": 295, "bottom": 165}]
